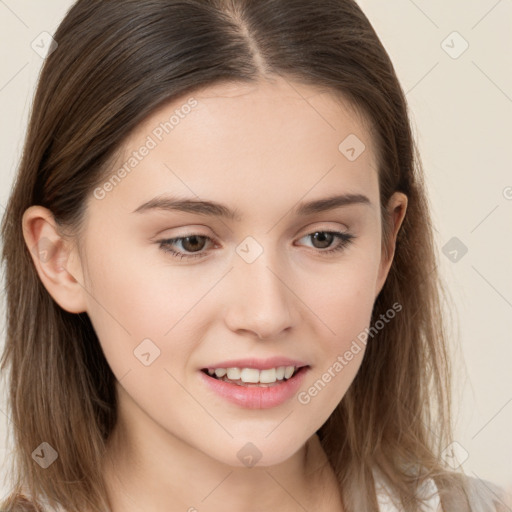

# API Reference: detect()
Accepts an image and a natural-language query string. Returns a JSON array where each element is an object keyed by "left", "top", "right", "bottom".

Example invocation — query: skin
[{"left": 23, "top": 75, "right": 407, "bottom": 512}]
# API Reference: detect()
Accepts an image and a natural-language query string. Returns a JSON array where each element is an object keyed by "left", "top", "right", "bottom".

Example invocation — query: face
[{"left": 31, "top": 76, "right": 406, "bottom": 468}]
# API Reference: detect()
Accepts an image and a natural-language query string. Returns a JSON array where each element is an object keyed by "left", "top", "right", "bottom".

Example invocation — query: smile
[
  {"left": 199, "top": 365, "right": 310, "bottom": 409},
  {"left": 201, "top": 365, "right": 301, "bottom": 386}
]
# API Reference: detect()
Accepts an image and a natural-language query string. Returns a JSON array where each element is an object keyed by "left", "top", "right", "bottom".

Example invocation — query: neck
[{"left": 102, "top": 389, "right": 342, "bottom": 511}]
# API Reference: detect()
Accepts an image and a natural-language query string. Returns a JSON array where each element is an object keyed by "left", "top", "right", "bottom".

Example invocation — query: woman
[{"left": 0, "top": 1, "right": 508, "bottom": 510}]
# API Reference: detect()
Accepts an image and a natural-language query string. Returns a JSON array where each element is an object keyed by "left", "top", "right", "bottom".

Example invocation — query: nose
[{"left": 223, "top": 255, "right": 298, "bottom": 340}]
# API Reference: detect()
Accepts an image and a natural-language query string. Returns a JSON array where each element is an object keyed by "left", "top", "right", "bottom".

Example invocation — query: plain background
[{"left": 0, "top": 0, "right": 511, "bottom": 500}]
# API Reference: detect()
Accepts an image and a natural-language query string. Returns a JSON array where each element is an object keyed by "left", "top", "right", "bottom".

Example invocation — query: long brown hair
[{"left": 0, "top": 0, "right": 492, "bottom": 510}]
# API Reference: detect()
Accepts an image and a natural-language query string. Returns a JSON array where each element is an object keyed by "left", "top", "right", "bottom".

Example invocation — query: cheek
[
  {"left": 79, "top": 237, "right": 216, "bottom": 381},
  {"left": 306, "top": 245, "right": 381, "bottom": 340},
  {"left": 311, "top": 279, "right": 373, "bottom": 374},
  {"left": 295, "top": 294, "right": 373, "bottom": 423},
  {"left": 78, "top": 238, "right": 163, "bottom": 377},
  {"left": 84, "top": 227, "right": 380, "bottom": 363},
  {"left": 295, "top": 247, "right": 380, "bottom": 406}
]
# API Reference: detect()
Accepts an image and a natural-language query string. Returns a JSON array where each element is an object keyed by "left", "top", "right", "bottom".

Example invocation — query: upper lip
[{"left": 202, "top": 357, "right": 309, "bottom": 371}]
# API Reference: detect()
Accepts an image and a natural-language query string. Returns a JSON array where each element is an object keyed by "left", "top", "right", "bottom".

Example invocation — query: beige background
[{"left": 1, "top": 0, "right": 511, "bottom": 499}]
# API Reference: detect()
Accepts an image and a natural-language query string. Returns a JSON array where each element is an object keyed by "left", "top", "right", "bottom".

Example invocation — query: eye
[
  {"left": 158, "top": 235, "right": 214, "bottom": 260},
  {"left": 296, "top": 230, "right": 355, "bottom": 255},
  {"left": 157, "top": 230, "right": 355, "bottom": 261}
]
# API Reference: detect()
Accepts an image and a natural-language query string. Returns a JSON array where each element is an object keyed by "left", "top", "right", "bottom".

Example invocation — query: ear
[
  {"left": 374, "top": 192, "right": 408, "bottom": 298},
  {"left": 22, "top": 206, "right": 87, "bottom": 314}
]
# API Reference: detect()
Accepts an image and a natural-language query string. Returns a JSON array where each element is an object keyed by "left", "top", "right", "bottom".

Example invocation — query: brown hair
[{"left": 0, "top": 0, "right": 499, "bottom": 510}]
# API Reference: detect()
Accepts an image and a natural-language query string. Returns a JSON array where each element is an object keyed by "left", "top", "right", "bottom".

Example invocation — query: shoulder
[
  {"left": 0, "top": 492, "right": 66, "bottom": 512},
  {"left": 457, "top": 476, "right": 511, "bottom": 512},
  {"left": 374, "top": 471, "right": 511, "bottom": 512},
  {"left": 375, "top": 473, "right": 441, "bottom": 511},
  {"left": 0, "top": 493, "right": 43, "bottom": 511}
]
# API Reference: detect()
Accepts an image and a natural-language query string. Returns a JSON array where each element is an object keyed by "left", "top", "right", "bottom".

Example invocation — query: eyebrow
[{"left": 132, "top": 193, "right": 371, "bottom": 220}]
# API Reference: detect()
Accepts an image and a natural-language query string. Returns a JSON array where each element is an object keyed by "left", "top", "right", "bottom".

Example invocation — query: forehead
[{"left": 90, "top": 76, "right": 380, "bottom": 220}]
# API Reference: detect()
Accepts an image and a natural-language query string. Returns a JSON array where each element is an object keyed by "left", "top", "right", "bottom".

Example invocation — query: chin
[{"left": 210, "top": 435, "right": 307, "bottom": 469}]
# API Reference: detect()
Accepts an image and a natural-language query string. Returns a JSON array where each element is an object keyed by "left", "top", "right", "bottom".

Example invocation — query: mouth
[
  {"left": 199, "top": 362, "right": 311, "bottom": 409},
  {"left": 200, "top": 365, "right": 309, "bottom": 387}
]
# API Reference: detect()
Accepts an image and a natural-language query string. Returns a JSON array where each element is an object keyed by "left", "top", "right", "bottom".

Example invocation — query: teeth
[
  {"left": 259, "top": 368, "right": 276, "bottom": 384},
  {"left": 284, "top": 366, "right": 295, "bottom": 379},
  {"left": 240, "top": 368, "right": 260, "bottom": 383},
  {"left": 227, "top": 367, "right": 241, "bottom": 380},
  {"left": 206, "top": 365, "right": 299, "bottom": 384}
]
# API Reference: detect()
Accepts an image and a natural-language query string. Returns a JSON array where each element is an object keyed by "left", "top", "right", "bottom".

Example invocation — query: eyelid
[
  {"left": 295, "top": 221, "right": 350, "bottom": 237},
  {"left": 157, "top": 223, "right": 355, "bottom": 261},
  {"left": 156, "top": 221, "right": 350, "bottom": 244}
]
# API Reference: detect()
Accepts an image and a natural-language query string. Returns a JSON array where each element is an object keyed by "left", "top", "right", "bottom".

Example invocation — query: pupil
[
  {"left": 313, "top": 232, "right": 332, "bottom": 249},
  {"left": 184, "top": 236, "right": 205, "bottom": 252}
]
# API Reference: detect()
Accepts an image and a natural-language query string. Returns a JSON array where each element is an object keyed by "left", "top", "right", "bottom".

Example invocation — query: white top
[
  {"left": 375, "top": 472, "right": 509, "bottom": 512},
  {"left": 376, "top": 474, "right": 441, "bottom": 511},
  {"left": 17, "top": 473, "right": 509, "bottom": 511},
  {"left": 27, "top": 478, "right": 443, "bottom": 511}
]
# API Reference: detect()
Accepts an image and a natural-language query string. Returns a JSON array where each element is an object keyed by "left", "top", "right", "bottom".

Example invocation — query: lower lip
[{"left": 199, "top": 367, "right": 310, "bottom": 409}]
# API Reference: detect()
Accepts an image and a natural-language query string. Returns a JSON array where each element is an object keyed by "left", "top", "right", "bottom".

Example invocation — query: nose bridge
[{"left": 225, "top": 247, "right": 297, "bottom": 338}]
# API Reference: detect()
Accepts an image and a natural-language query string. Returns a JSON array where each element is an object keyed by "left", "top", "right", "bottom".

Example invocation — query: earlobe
[
  {"left": 375, "top": 192, "right": 408, "bottom": 298},
  {"left": 22, "top": 206, "right": 87, "bottom": 314}
]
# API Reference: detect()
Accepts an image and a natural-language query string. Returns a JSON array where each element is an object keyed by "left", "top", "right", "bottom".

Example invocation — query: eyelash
[{"left": 158, "top": 230, "right": 355, "bottom": 261}]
